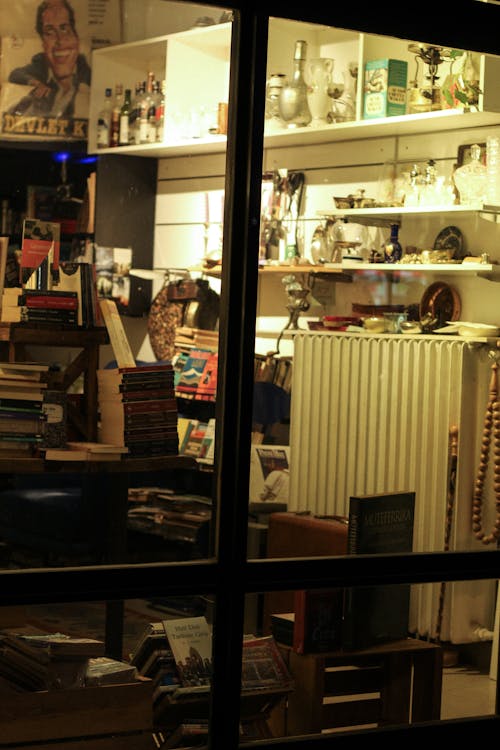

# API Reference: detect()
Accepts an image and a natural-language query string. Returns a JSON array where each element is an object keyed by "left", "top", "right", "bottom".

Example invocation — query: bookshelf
[{"left": 0, "top": 323, "right": 109, "bottom": 442}]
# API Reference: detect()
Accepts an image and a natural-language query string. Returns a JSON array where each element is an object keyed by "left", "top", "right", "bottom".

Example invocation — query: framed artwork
[{"left": 457, "top": 142, "right": 487, "bottom": 167}]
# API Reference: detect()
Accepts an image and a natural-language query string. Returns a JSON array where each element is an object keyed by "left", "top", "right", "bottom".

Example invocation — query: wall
[{"left": 121, "top": 0, "right": 218, "bottom": 41}]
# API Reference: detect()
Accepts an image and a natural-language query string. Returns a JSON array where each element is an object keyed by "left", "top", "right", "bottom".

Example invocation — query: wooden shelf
[
  {"left": 0, "top": 454, "right": 198, "bottom": 474},
  {"left": 341, "top": 261, "right": 496, "bottom": 276},
  {"left": 192, "top": 263, "right": 347, "bottom": 278}
]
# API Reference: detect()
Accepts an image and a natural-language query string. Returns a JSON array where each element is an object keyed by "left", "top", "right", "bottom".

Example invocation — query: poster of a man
[
  {"left": 0, "top": 0, "right": 91, "bottom": 139},
  {"left": 8, "top": 0, "right": 90, "bottom": 118}
]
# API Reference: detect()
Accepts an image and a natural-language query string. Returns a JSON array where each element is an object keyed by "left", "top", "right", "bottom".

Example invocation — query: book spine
[
  {"left": 112, "top": 364, "right": 174, "bottom": 375},
  {"left": 0, "top": 407, "right": 43, "bottom": 417},
  {"left": 122, "top": 398, "right": 177, "bottom": 413},
  {"left": 0, "top": 421, "right": 44, "bottom": 434},
  {"left": 41, "top": 390, "right": 67, "bottom": 449},
  {"left": 118, "top": 378, "right": 174, "bottom": 391},
  {"left": 20, "top": 308, "right": 78, "bottom": 323},
  {"left": 292, "top": 590, "right": 306, "bottom": 654},
  {"left": 119, "top": 389, "right": 176, "bottom": 402},
  {"left": 347, "top": 500, "right": 360, "bottom": 554},
  {"left": 0, "top": 397, "right": 43, "bottom": 409},
  {"left": 0, "top": 433, "right": 42, "bottom": 443},
  {"left": 15, "top": 289, "right": 77, "bottom": 299},
  {"left": 122, "top": 411, "right": 178, "bottom": 425},
  {"left": 23, "top": 297, "right": 79, "bottom": 310}
]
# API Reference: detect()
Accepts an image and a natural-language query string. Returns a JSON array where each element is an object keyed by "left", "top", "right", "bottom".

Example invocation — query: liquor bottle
[
  {"left": 96, "top": 87, "right": 112, "bottom": 148},
  {"left": 147, "top": 80, "right": 159, "bottom": 143},
  {"left": 383, "top": 223, "right": 402, "bottom": 263},
  {"left": 140, "top": 71, "right": 155, "bottom": 144},
  {"left": 155, "top": 79, "right": 166, "bottom": 142},
  {"left": 109, "top": 83, "right": 124, "bottom": 147},
  {"left": 119, "top": 88, "right": 132, "bottom": 146},
  {"left": 129, "top": 80, "right": 144, "bottom": 145},
  {"left": 278, "top": 40, "right": 312, "bottom": 128}
]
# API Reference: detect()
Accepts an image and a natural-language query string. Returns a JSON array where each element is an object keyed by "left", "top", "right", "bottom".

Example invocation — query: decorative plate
[
  {"left": 420, "top": 282, "right": 461, "bottom": 329},
  {"left": 433, "top": 225, "right": 465, "bottom": 260}
]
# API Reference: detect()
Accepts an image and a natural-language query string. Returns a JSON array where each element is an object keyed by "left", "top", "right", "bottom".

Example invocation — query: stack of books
[
  {"left": 97, "top": 363, "right": 179, "bottom": 457},
  {"left": 1, "top": 288, "right": 79, "bottom": 326},
  {"left": 174, "top": 326, "right": 218, "bottom": 353},
  {"left": 127, "top": 488, "right": 212, "bottom": 549},
  {"left": 0, "top": 630, "right": 105, "bottom": 691},
  {"left": 0, "top": 361, "right": 52, "bottom": 456}
]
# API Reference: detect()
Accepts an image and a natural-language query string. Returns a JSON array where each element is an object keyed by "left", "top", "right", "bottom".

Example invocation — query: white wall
[{"left": 121, "top": 0, "right": 221, "bottom": 41}]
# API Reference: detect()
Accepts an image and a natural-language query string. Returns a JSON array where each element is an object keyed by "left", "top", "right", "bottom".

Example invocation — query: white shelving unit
[
  {"left": 88, "top": 23, "right": 232, "bottom": 155},
  {"left": 341, "top": 260, "right": 496, "bottom": 276},
  {"left": 87, "top": 19, "right": 500, "bottom": 159}
]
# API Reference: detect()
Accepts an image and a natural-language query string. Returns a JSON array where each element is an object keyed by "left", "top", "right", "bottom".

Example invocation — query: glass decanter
[
  {"left": 278, "top": 40, "right": 312, "bottom": 128},
  {"left": 453, "top": 143, "right": 487, "bottom": 206}
]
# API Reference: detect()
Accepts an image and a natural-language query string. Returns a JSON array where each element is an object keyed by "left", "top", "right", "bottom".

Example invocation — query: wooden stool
[{"left": 281, "top": 638, "right": 442, "bottom": 734}]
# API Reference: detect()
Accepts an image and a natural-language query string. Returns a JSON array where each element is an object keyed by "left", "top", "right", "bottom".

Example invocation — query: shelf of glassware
[
  {"left": 88, "top": 108, "right": 500, "bottom": 159},
  {"left": 317, "top": 203, "right": 500, "bottom": 228}
]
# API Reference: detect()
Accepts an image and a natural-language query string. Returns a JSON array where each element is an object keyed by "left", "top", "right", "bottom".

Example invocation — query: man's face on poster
[{"left": 41, "top": 4, "right": 79, "bottom": 82}]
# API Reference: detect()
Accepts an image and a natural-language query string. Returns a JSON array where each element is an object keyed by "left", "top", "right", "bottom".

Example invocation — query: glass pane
[
  {"left": 249, "top": 19, "right": 500, "bottom": 562},
  {"left": 0, "top": 595, "right": 215, "bottom": 746},
  {"left": 243, "top": 581, "right": 498, "bottom": 737}
]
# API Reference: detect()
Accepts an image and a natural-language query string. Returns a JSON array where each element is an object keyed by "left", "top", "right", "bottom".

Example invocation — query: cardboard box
[
  {"left": 363, "top": 58, "right": 408, "bottom": 119},
  {"left": 0, "top": 678, "right": 153, "bottom": 745}
]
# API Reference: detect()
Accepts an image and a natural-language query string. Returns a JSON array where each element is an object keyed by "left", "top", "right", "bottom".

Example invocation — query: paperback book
[
  {"left": 175, "top": 349, "right": 212, "bottom": 399},
  {"left": 241, "top": 635, "right": 293, "bottom": 691},
  {"left": 162, "top": 616, "right": 212, "bottom": 688}
]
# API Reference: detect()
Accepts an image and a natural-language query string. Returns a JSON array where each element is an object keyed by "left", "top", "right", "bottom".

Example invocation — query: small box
[{"left": 363, "top": 58, "right": 408, "bottom": 119}]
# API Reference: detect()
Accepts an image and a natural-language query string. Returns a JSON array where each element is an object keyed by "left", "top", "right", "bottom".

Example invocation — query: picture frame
[{"left": 457, "top": 142, "right": 487, "bottom": 167}]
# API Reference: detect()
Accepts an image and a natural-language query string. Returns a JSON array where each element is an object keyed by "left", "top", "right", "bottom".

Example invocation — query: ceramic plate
[{"left": 433, "top": 225, "right": 465, "bottom": 259}]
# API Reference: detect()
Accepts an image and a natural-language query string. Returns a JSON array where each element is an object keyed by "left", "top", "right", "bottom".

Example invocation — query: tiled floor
[{"left": 441, "top": 666, "right": 496, "bottom": 719}]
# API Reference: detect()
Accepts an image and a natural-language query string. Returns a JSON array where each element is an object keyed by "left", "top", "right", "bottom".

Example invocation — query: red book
[
  {"left": 121, "top": 398, "right": 178, "bottom": 414},
  {"left": 293, "top": 589, "right": 344, "bottom": 654},
  {"left": 195, "top": 352, "right": 217, "bottom": 402},
  {"left": 24, "top": 296, "right": 79, "bottom": 310}
]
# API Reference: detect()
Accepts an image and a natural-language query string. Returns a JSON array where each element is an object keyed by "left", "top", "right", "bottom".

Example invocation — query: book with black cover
[
  {"left": 342, "top": 491, "right": 415, "bottom": 650},
  {"left": 293, "top": 588, "right": 344, "bottom": 653}
]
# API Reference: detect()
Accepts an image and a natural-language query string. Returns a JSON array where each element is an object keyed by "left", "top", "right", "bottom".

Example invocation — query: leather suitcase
[{"left": 263, "top": 512, "right": 348, "bottom": 634}]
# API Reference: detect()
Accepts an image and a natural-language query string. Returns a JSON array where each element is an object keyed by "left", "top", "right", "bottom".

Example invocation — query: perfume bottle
[
  {"left": 384, "top": 224, "right": 402, "bottom": 263},
  {"left": 278, "top": 40, "right": 312, "bottom": 128},
  {"left": 453, "top": 143, "right": 487, "bottom": 206}
]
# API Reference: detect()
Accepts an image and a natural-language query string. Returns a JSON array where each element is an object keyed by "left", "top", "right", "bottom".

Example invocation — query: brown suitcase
[{"left": 263, "top": 512, "right": 348, "bottom": 634}]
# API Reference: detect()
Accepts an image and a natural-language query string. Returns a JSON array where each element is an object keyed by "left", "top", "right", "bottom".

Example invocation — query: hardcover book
[
  {"left": 342, "top": 491, "right": 416, "bottom": 650},
  {"left": 293, "top": 588, "right": 344, "bottom": 654}
]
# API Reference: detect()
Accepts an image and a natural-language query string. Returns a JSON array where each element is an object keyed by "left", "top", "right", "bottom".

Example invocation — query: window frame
[{"left": 0, "top": 2, "right": 499, "bottom": 748}]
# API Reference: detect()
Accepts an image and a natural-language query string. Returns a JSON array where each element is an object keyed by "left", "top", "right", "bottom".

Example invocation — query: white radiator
[{"left": 289, "top": 333, "right": 496, "bottom": 643}]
